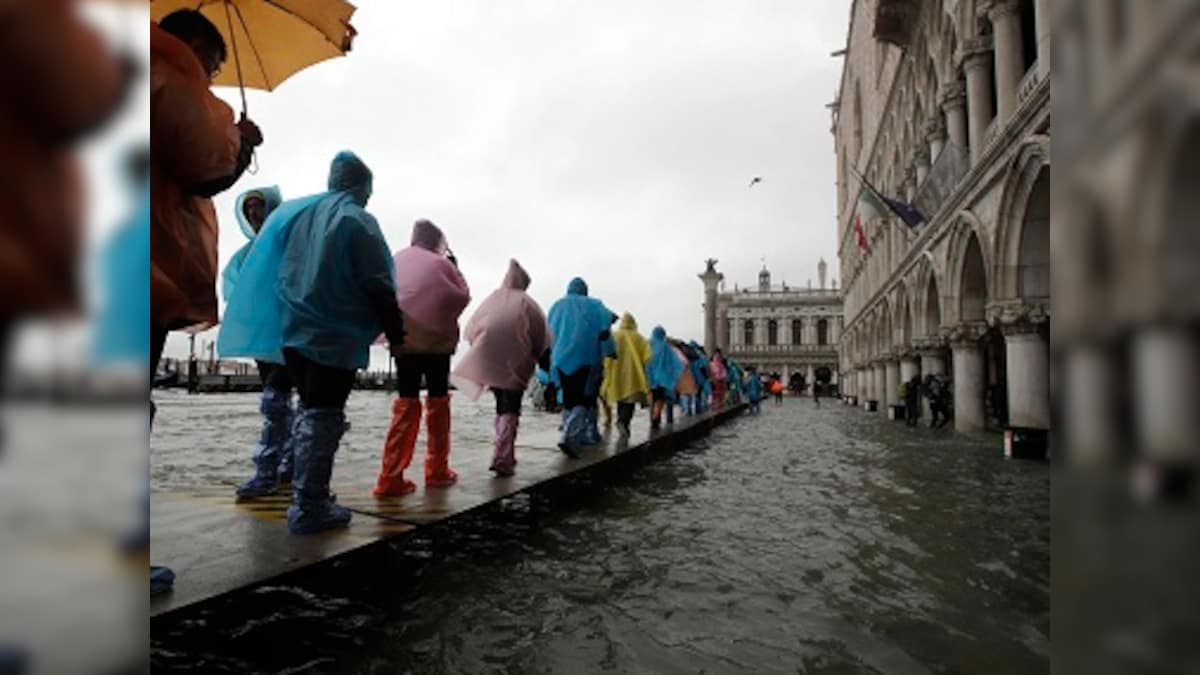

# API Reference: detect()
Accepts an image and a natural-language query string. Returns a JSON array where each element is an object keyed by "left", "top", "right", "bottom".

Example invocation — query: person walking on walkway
[
  {"left": 450, "top": 259, "right": 551, "bottom": 477},
  {"left": 547, "top": 278, "right": 615, "bottom": 456},
  {"left": 924, "top": 374, "right": 951, "bottom": 429},
  {"left": 709, "top": 349, "right": 729, "bottom": 409},
  {"left": 375, "top": 220, "right": 471, "bottom": 495},
  {"left": 645, "top": 326, "right": 683, "bottom": 429},
  {"left": 601, "top": 312, "right": 652, "bottom": 437},
  {"left": 745, "top": 367, "right": 764, "bottom": 415}
]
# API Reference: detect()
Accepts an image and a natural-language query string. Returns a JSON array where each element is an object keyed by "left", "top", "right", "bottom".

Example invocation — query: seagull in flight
[{"left": 748, "top": 176, "right": 763, "bottom": 188}]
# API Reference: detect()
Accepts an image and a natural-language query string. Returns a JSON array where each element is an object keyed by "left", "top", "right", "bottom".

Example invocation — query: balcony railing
[{"left": 728, "top": 344, "right": 838, "bottom": 355}]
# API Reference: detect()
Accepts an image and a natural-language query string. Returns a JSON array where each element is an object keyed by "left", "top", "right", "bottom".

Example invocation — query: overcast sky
[{"left": 166, "top": 1, "right": 848, "bottom": 368}]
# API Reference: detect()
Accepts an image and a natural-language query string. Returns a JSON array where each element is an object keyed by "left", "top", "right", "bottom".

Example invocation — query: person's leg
[
  {"left": 557, "top": 368, "right": 589, "bottom": 457},
  {"left": 267, "top": 365, "right": 298, "bottom": 483},
  {"left": 424, "top": 354, "right": 457, "bottom": 487},
  {"left": 236, "top": 362, "right": 294, "bottom": 499},
  {"left": 616, "top": 401, "right": 634, "bottom": 435},
  {"left": 285, "top": 350, "right": 355, "bottom": 534},
  {"left": 147, "top": 326, "right": 172, "bottom": 594},
  {"left": 491, "top": 388, "right": 522, "bottom": 475},
  {"left": 375, "top": 354, "right": 423, "bottom": 496},
  {"left": 650, "top": 388, "right": 664, "bottom": 429}
]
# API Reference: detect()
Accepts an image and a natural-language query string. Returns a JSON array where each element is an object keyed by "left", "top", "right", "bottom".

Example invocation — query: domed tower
[
  {"left": 818, "top": 257, "right": 828, "bottom": 290},
  {"left": 758, "top": 264, "right": 771, "bottom": 292}
]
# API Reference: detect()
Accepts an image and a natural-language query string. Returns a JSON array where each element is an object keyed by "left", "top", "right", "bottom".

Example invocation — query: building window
[
  {"left": 792, "top": 319, "right": 803, "bottom": 345},
  {"left": 768, "top": 320, "right": 779, "bottom": 346},
  {"left": 743, "top": 320, "right": 755, "bottom": 346},
  {"left": 817, "top": 318, "right": 829, "bottom": 346}
]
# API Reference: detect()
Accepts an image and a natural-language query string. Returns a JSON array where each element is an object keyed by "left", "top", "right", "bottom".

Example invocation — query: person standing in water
[
  {"left": 709, "top": 348, "right": 728, "bottom": 409},
  {"left": 450, "top": 259, "right": 551, "bottom": 477},
  {"left": 374, "top": 220, "right": 471, "bottom": 496}
]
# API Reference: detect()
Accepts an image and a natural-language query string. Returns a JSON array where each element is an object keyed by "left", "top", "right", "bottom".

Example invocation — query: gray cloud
[{"left": 185, "top": 0, "right": 848, "bottom": 368}]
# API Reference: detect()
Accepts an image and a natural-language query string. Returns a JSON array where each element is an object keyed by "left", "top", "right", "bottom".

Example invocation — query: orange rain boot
[
  {"left": 374, "top": 397, "right": 421, "bottom": 497},
  {"left": 424, "top": 395, "right": 458, "bottom": 488}
]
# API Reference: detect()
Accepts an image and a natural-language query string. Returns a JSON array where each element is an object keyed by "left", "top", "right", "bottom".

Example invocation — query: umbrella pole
[
  {"left": 222, "top": 0, "right": 248, "bottom": 119},
  {"left": 223, "top": 0, "right": 256, "bottom": 172}
]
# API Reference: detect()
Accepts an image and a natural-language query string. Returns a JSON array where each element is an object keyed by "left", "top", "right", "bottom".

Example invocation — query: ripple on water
[{"left": 151, "top": 398, "right": 1048, "bottom": 673}]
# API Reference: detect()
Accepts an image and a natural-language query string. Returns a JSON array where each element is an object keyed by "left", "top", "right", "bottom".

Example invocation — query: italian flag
[{"left": 853, "top": 185, "right": 885, "bottom": 252}]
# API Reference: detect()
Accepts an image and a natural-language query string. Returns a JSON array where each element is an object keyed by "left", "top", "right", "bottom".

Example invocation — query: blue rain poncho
[
  {"left": 92, "top": 182, "right": 149, "bottom": 364},
  {"left": 745, "top": 371, "right": 764, "bottom": 402},
  {"left": 221, "top": 186, "right": 282, "bottom": 302},
  {"left": 218, "top": 151, "right": 394, "bottom": 370},
  {"left": 645, "top": 326, "right": 683, "bottom": 394},
  {"left": 546, "top": 277, "right": 613, "bottom": 381}
]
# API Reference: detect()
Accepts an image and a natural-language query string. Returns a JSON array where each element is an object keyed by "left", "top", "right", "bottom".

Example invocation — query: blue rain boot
[
  {"left": 287, "top": 407, "right": 352, "bottom": 535},
  {"left": 557, "top": 406, "right": 586, "bottom": 458},
  {"left": 236, "top": 387, "right": 292, "bottom": 500},
  {"left": 150, "top": 565, "right": 175, "bottom": 596},
  {"left": 583, "top": 405, "right": 602, "bottom": 445},
  {"left": 278, "top": 400, "right": 301, "bottom": 485}
]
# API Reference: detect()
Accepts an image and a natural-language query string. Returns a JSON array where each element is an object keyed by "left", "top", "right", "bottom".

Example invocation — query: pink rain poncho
[
  {"left": 451, "top": 259, "right": 552, "bottom": 400},
  {"left": 389, "top": 219, "right": 471, "bottom": 354}
]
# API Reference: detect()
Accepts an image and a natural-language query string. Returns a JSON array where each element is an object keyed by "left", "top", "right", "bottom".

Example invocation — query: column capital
[
  {"left": 924, "top": 116, "right": 947, "bottom": 141},
  {"left": 987, "top": 301, "right": 1050, "bottom": 336},
  {"left": 958, "top": 36, "right": 993, "bottom": 71},
  {"left": 938, "top": 82, "right": 967, "bottom": 111},
  {"left": 981, "top": 0, "right": 1021, "bottom": 21},
  {"left": 942, "top": 321, "right": 989, "bottom": 348},
  {"left": 913, "top": 145, "right": 930, "bottom": 165}
]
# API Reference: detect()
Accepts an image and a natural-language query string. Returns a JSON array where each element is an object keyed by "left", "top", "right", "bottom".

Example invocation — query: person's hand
[{"left": 237, "top": 115, "right": 263, "bottom": 147}]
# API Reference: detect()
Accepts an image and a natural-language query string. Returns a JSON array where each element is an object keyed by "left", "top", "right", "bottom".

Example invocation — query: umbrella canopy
[{"left": 150, "top": 0, "right": 357, "bottom": 94}]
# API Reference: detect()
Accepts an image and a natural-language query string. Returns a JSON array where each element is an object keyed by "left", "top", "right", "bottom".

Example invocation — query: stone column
[
  {"left": 872, "top": 362, "right": 886, "bottom": 409},
  {"left": 948, "top": 323, "right": 988, "bottom": 432},
  {"left": 939, "top": 83, "right": 968, "bottom": 153},
  {"left": 1064, "top": 343, "right": 1117, "bottom": 464},
  {"left": 885, "top": 357, "right": 900, "bottom": 410},
  {"left": 699, "top": 264, "right": 723, "bottom": 354},
  {"left": 1133, "top": 328, "right": 1200, "bottom": 465},
  {"left": 926, "top": 116, "right": 947, "bottom": 163},
  {"left": 1035, "top": 0, "right": 1050, "bottom": 79},
  {"left": 900, "top": 354, "right": 920, "bottom": 388},
  {"left": 960, "top": 36, "right": 994, "bottom": 163},
  {"left": 807, "top": 363, "right": 815, "bottom": 389},
  {"left": 986, "top": 0, "right": 1025, "bottom": 123},
  {"left": 717, "top": 308, "right": 730, "bottom": 351},
  {"left": 917, "top": 340, "right": 947, "bottom": 420},
  {"left": 1003, "top": 324, "right": 1050, "bottom": 430}
]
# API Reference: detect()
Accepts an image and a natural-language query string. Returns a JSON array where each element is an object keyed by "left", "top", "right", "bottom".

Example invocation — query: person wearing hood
[
  {"left": 709, "top": 348, "right": 729, "bottom": 409},
  {"left": 219, "top": 151, "right": 405, "bottom": 534},
  {"left": 373, "top": 220, "right": 470, "bottom": 495},
  {"left": 645, "top": 326, "right": 683, "bottom": 430},
  {"left": 601, "top": 313, "right": 652, "bottom": 437},
  {"left": 449, "top": 259, "right": 551, "bottom": 476},
  {"left": 547, "top": 277, "right": 614, "bottom": 456},
  {"left": 218, "top": 186, "right": 298, "bottom": 500},
  {"left": 671, "top": 339, "right": 699, "bottom": 416},
  {"left": 687, "top": 341, "right": 711, "bottom": 414},
  {"left": 745, "top": 366, "right": 764, "bottom": 415},
  {"left": 725, "top": 358, "right": 744, "bottom": 404}
]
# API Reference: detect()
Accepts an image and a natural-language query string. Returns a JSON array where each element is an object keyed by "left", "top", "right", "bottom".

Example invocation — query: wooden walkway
[{"left": 150, "top": 404, "right": 747, "bottom": 618}]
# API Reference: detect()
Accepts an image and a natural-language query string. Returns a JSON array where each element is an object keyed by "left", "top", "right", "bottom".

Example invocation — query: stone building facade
[
  {"left": 831, "top": 0, "right": 1050, "bottom": 436},
  {"left": 700, "top": 259, "right": 843, "bottom": 388}
]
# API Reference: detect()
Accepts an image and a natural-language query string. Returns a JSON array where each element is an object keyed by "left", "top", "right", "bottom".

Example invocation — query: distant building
[{"left": 700, "top": 259, "right": 843, "bottom": 387}]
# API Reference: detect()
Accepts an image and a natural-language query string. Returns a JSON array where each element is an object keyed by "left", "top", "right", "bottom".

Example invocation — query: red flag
[{"left": 854, "top": 213, "right": 869, "bottom": 252}]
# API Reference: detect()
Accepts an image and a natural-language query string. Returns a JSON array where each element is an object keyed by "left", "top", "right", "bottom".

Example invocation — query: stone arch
[
  {"left": 923, "top": 272, "right": 943, "bottom": 337},
  {"left": 943, "top": 210, "right": 995, "bottom": 322},
  {"left": 995, "top": 137, "right": 1051, "bottom": 300},
  {"left": 959, "top": 232, "right": 989, "bottom": 322}
]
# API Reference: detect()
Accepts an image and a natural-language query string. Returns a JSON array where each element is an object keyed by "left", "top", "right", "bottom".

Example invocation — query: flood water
[{"left": 150, "top": 393, "right": 1049, "bottom": 674}]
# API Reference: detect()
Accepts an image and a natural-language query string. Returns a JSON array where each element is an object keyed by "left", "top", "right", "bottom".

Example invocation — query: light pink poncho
[
  {"left": 451, "top": 259, "right": 552, "bottom": 400},
  {"left": 390, "top": 220, "right": 471, "bottom": 354}
]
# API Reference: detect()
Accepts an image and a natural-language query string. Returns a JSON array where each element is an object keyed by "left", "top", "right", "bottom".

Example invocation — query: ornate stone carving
[
  {"left": 942, "top": 321, "right": 989, "bottom": 348},
  {"left": 704, "top": 258, "right": 719, "bottom": 274},
  {"left": 958, "top": 36, "right": 993, "bottom": 71},
  {"left": 924, "top": 116, "right": 947, "bottom": 141},
  {"left": 981, "top": 0, "right": 1021, "bottom": 21},
  {"left": 987, "top": 301, "right": 1050, "bottom": 335},
  {"left": 939, "top": 82, "right": 967, "bottom": 111}
]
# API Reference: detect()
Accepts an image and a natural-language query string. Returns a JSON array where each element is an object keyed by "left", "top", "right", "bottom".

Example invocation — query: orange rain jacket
[{"left": 150, "top": 22, "right": 243, "bottom": 331}]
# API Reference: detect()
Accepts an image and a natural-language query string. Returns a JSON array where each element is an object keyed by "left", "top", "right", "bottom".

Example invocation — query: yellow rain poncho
[{"left": 601, "top": 312, "right": 652, "bottom": 405}]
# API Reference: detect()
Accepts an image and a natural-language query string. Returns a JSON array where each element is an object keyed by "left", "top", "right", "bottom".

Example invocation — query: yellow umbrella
[{"left": 150, "top": 0, "right": 357, "bottom": 115}]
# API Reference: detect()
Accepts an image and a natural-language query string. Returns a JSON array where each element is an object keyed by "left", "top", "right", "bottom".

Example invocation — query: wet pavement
[{"left": 151, "top": 393, "right": 1049, "bottom": 674}]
